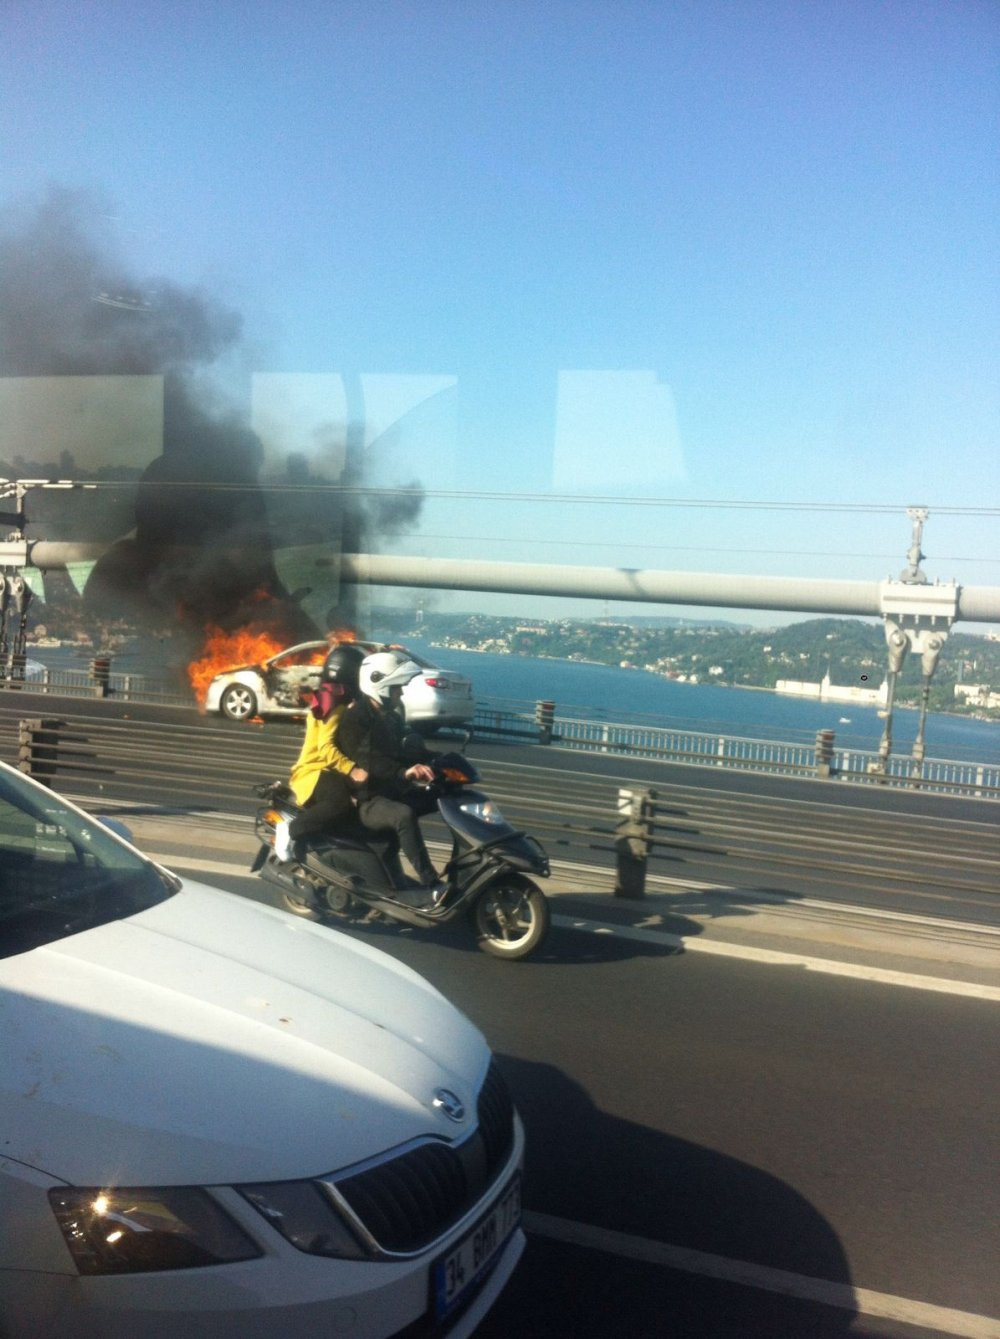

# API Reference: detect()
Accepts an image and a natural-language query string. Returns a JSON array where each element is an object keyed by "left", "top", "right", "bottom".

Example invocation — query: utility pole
[
  {"left": 0, "top": 481, "right": 33, "bottom": 681},
  {"left": 872, "top": 508, "right": 956, "bottom": 781}
]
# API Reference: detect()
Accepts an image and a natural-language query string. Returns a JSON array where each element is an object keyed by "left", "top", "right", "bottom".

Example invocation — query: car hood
[
  {"left": 1, "top": 882, "right": 488, "bottom": 1186},
  {"left": 211, "top": 662, "right": 263, "bottom": 679}
]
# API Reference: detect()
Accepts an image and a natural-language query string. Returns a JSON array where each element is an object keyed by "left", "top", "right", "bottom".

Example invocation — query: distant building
[
  {"left": 955, "top": 683, "right": 1000, "bottom": 709},
  {"left": 775, "top": 672, "right": 888, "bottom": 707}
]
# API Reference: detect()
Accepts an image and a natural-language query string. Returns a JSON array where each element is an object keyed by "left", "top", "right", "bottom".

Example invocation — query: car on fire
[
  {"left": 0, "top": 758, "right": 524, "bottom": 1339},
  {"left": 203, "top": 639, "right": 475, "bottom": 732}
]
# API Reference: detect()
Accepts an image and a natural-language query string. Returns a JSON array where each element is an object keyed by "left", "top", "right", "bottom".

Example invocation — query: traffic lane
[
  {"left": 474, "top": 1236, "right": 962, "bottom": 1339},
  {"left": 477, "top": 1236, "right": 857, "bottom": 1338},
  {"left": 470, "top": 779, "right": 1000, "bottom": 924},
  {"left": 200, "top": 866, "right": 999, "bottom": 1321},
  {"left": 154, "top": 867, "right": 1000, "bottom": 1328},
  {"left": 467, "top": 734, "right": 998, "bottom": 827},
  {"left": 3, "top": 694, "right": 995, "bottom": 827},
  {"left": 331, "top": 915, "right": 998, "bottom": 1321}
]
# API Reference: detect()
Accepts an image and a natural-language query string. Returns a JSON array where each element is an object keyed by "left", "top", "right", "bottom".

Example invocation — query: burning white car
[{"left": 203, "top": 640, "right": 475, "bottom": 732}]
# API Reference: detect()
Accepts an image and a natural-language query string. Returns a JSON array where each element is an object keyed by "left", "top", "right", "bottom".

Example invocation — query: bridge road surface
[
  {"left": 3, "top": 693, "right": 997, "bottom": 927},
  {"left": 111, "top": 807, "right": 1000, "bottom": 1339}
]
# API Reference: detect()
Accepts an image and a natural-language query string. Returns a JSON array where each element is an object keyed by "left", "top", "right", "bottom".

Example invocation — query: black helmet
[{"left": 322, "top": 642, "right": 365, "bottom": 690}]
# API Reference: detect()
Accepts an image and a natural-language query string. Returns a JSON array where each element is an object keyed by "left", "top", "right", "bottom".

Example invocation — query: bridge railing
[
  {"left": 7, "top": 661, "right": 192, "bottom": 707},
  {"left": 470, "top": 700, "right": 1000, "bottom": 799},
  {"left": 2, "top": 670, "right": 997, "bottom": 799}
]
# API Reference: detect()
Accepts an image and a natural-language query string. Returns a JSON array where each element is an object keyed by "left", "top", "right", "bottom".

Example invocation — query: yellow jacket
[{"left": 289, "top": 703, "right": 355, "bottom": 805}]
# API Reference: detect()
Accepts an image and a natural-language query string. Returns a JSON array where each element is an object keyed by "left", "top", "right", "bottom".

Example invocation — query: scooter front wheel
[{"left": 471, "top": 876, "right": 549, "bottom": 960}]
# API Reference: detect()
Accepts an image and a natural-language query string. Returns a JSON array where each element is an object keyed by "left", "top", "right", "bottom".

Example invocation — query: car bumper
[{"left": 4, "top": 1128, "right": 524, "bottom": 1339}]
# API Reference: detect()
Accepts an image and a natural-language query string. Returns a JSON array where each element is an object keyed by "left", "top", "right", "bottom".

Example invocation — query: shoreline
[{"left": 424, "top": 641, "right": 996, "bottom": 727}]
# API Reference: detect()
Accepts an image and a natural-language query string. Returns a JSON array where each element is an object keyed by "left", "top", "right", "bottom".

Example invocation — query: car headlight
[
  {"left": 48, "top": 1186, "right": 261, "bottom": 1275},
  {"left": 237, "top": 1179, "right": 369, "bottom": 1259}
]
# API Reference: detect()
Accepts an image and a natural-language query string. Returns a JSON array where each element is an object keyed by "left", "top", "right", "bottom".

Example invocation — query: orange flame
[
  {"left": 187, "top": 623, "right": 363, "bottom": 709},
  {"left": 187, "top": 625, "right": 290, "bottom": 706}
]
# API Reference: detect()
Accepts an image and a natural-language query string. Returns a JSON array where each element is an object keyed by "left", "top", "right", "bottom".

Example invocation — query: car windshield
[
  {"left": 269, "top": 645, "right": 325, "bottom": 670},
  {"left": 0, "top": 769, "right": 177, "bottom": 959}
]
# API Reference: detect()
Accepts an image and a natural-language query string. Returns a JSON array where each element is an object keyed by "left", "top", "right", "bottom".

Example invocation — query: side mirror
[{"left": 96, "top": 816, "right": 134, "bottom": 844}]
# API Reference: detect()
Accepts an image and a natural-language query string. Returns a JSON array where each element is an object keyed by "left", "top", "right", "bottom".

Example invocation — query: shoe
[
  {"left": 273, "top": 821, "right": 293, "bottom": 862},
  {"left": 429, "top": 881, "right": 448, "bottom": 907}
]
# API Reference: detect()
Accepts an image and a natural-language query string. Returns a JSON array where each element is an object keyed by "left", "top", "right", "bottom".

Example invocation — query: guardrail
[
  {"left": 6, "top": 714, "right": 998, "bottom": 905},
  {"left": 5, "top": 661, "right": 191, "bottom": 707},
  {"left": 3, "top": 667, "right": 997, "bottom": 799},
  {"left": 470, "top": 701, "right": 1000, "bottom": 800}
]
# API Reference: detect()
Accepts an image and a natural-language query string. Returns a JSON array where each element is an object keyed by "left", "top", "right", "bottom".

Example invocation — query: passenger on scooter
[
  {"left": 274, "top": 643, "right": 368, "bottom": 862},
  {"left": 336, "top": 650, "right": 445, "bottom": 899}
]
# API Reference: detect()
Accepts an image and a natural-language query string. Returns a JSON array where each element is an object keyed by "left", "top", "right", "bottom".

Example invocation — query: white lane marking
[
  {"left": 523, "top": 1212, "right": 1000, "bottom": 1338},
  {"left": 147, "top": 851, "right": 1000, "bottom": 1001},
  {"left": 550, "top": 861, "right": 1000, "bottom": 938},
  {"left": 151, "top": 854, "right": 246, "bottom": 877},
  {"left": 552, "top": 914, "right": 1000, "bottom": 1001}
]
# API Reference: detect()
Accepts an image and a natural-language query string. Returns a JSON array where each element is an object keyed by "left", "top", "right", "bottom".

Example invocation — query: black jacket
[{"left": 335, "top": 696, "right": 430, "bottom": 801}]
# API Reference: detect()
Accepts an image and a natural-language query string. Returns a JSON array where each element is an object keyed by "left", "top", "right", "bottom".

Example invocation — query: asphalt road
[
  {"left": 121, "top": 808, "right": 1000, "bottom": 1339},
  {"left": 5, "top": 693, "right": 998, "bottom": 1335},
  {"left": 2, "top": 693, "right": 997, "bottom": 927}
]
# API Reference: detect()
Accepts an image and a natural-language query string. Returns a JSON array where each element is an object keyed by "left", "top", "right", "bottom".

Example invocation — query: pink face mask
[{"left": 310, "top": 681, "right": 346, "bottom": 719}]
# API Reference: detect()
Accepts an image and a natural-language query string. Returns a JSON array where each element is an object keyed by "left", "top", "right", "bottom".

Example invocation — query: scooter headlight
[{"left": 459, "top": 798, "right": 506, "bottom": 825}]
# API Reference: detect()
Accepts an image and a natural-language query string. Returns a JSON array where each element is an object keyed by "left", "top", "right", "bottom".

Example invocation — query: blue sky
[{"left": 2, "top": 0, "right": 998, "bottom": 625}]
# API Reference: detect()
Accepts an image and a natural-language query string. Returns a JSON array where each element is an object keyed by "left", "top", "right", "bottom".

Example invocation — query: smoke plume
[{"left": 0, "top": 187, "right": 421, "bottom": 660}]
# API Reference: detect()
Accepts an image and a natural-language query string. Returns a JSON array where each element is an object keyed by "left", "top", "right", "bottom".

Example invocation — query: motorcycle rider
[
  {"left": 274, "top": 642, "right": 368, "bottom": 862},
  {"left": 336, "top": 649, "right": 445, "bottom": 899}
]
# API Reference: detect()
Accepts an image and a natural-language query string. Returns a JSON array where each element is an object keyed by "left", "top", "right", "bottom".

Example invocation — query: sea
[
  {"left": 391, "top": 637, "right": 1000, "bottom": 768},
  {"left": 22, "top": 634, "right": 1000, "bottom": 767}
]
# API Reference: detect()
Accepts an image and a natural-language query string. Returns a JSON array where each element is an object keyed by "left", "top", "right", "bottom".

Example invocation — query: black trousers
[
  {"left": 357, "top": 792, "right": 437, "bottom": 886},
  {"left": 289, "top": 771, "right": 354, "bottom": 842}
]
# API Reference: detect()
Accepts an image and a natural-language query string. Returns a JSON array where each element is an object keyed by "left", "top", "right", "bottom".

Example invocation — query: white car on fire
[
  {"left": 0, "top": 760, "right": 524, "bottom": 1339},
  {"left": 203, "top": 640, "right": 475, "bottom": 732}
]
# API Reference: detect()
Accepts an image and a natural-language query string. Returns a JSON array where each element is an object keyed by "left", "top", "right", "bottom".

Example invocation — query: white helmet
[{"left": 359, "top": 650, "right": 422, "bottom": 703}]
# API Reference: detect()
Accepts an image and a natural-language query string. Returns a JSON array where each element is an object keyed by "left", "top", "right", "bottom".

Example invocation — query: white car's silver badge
[{"left": 432, "top": 1089, "right": 465, "bottom": 1122}]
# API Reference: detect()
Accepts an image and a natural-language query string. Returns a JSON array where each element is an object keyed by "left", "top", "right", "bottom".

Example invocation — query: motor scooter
[{"left": 251, "top": 752, "right": 551, "bottom": 960}]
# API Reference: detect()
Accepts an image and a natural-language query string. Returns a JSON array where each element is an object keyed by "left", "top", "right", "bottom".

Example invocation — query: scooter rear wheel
[
  {"left": 472, "top": 876, "right": 549, "bottom": 960},
  {"left": 275, "top": 863, "right": 354, "bottom": 920},
  {"left": 280, "top": 871, "right": 320, "bottom": 919}
]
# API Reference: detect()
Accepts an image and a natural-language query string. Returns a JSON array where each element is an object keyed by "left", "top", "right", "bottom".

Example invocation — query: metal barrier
[
  {"left": 1, "top": 664, "right": 191, "bottom": 707},
  {"left": 539, "top": 710, "right": 999, "bottom": 799},
  {"left": 3, "top": 670, "right": 997, "bottom": 799},
  {"left": 8, "top": 715, "right": 998, "bottom": 906}
]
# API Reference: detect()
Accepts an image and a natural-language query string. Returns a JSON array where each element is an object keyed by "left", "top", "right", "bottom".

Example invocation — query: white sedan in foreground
[{"left": 0, "top": 760, "right": 524, "bottom": 1338}]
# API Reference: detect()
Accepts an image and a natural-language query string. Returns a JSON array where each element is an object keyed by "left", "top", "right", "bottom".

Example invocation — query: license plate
[{"left": 432, "top": 1174, "right": 521, "bottom": 1321}]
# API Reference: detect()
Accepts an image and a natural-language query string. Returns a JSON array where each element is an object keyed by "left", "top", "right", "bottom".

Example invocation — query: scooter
[{"left": 251, "top": 752, "right": 551, "bottom": 960}]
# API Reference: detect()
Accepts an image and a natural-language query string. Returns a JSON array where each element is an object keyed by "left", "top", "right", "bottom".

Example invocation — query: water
[
  {"left": 393, "top": 637, "right": 1000, "bottom": 767},
  {"left": 23, "top": 635, "right": 1000, "bottom": 767}
]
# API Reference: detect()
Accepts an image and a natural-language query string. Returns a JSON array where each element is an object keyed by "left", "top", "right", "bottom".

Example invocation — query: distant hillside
[{"left": 373, "top": 607, "right": 1000, "bottom": 719}]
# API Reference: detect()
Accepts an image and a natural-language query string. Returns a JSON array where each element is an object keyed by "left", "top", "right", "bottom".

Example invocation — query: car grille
[{"left": 332, "top": 1060, "right": 515, "bottom": 1255}]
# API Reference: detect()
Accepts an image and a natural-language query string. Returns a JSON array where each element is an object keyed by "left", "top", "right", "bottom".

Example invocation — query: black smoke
[
  {"left": 0, "top": 187, "right": 388, "bottom": 659},
  {"left": 0, "top": 188, "right": 241, "bottom": 377}
]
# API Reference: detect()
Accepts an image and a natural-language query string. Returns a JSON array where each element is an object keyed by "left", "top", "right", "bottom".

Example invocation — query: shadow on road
[
  {"left": 476, "top": 1055, "right": 857, "bottom": 1337},
  {"left": 346, "top": 913, "right": 691, "bottom": 964}
]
